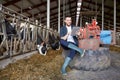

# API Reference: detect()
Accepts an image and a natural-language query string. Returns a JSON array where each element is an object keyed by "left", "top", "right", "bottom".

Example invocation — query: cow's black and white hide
[
  {"left": 0, "top": 22, "right": 5, "bottom": 55},
  {"left": 5, "top": 19, "right": 17, "bottom": 40},
  {"left": 37, "top": 31, "right": 47, "bottom": 56},
  {"left": 20, "top": 23, "right": 34, "bottom": 44},
  {"left": 0, "top": 19, "right": 17, "bottom": 55},
  {"left": 20, "top": 22, "right": 28, "bottom": 43},
  {"left": 48, "top": 32, "right": 60, "bottom": 50},
  {"left": 55, "top": 35, "right": 60, "bottom": 50},
  {"left": 0, "top": 19, "right": 17, "bottom": 43},
  {"left": 20, "top": 23, "right": 38, "bottom": 51}
]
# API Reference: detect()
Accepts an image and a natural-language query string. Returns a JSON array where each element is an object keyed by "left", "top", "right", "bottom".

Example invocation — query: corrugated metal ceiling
[{"left": 0, "top": 0, "right": 120, "bottom": 32}]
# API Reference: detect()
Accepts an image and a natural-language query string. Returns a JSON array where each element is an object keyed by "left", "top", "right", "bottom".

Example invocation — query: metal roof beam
[{"left": 3, "top": 0, "right": 21, "bottom": 6}]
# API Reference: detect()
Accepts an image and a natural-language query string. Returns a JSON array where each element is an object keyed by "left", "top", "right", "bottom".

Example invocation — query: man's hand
[
  {"left": 61, "top": 31, "right": 71, "bottom": 40},
  {"left": 67, "top": 31, "right": 71, "bottom": 35}
]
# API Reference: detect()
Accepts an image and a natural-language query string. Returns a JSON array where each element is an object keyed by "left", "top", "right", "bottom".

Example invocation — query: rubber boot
[
  {"left": 68, "top": 43, "right": 85, "bottom": 57},
  {"left": 61, "top": 57, "right": 71, "bottom": 75}
]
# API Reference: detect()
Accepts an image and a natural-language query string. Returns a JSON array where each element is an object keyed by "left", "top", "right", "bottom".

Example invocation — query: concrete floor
[{"left": 64, "top": 51, "right": 120, "bottom": 80}]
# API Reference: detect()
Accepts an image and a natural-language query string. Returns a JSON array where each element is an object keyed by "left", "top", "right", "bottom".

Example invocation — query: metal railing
[{"left": 0, "top": 4, "right": 59, "bottom": 60}]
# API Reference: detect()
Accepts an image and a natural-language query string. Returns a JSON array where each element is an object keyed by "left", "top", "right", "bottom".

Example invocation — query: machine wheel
[{"left": 62, "top": 47, "right": 111, "bottom": 71}]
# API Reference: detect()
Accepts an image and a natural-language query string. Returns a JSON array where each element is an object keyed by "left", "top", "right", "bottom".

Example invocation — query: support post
[
  {"left": 113, "top": 0, "right": 116, "bottom": 44},
  {"left": 58, "top": 0, "right": 60, "bottom": 33},
  {"left": 63, "top": 0, "right": 65, "bottom": 25},
  {"left": 46, "top": 0, "right": 50, "bottom": 39},
  {"left": 80, "top": 16, "right": 82, "bottom": 27},
  {"left": 102, "top": 0, "right": 104, "bottom": 30}
]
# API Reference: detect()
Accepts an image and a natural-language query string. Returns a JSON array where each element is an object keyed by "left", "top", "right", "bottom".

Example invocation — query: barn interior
[{"left": 0, "top": 0, "right": 120, "bottom": 80}]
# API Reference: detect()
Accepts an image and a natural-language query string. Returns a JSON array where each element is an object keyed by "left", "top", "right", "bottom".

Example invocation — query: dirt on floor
[
  {"left": 110, "top": 45, "right": 120, "bottom": 53},
  {"left": 0, "top": 46, "right": 120, "bottom": 80}
]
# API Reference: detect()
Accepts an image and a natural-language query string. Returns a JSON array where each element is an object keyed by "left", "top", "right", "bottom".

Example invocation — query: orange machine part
[
  {"left": 79, "top": 19, "right": 100, "bottom": 39},
  {"left": 78, "top": 19, "right": 100, "bottom": 50}
]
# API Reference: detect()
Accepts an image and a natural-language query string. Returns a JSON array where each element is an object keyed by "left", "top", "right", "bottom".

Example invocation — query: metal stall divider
[
  {"left": 12, "top": 14, "right": 18, "bottom": 54},
  {"left": 0, "top": 4, "right": 59, "bottom": 59},
  {"left": 14, "top": 17, "right": 21, "bottom": 54},
  {"left": 0, "top": 12, "right": 9, "bottom": 58},
  {"left": 23, "top": 18, "right": 30, "bottom": 53}
]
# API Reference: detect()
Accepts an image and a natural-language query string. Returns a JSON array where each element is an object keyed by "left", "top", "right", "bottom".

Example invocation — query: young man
[{"left": 60, "top": 16, "right": 85, "bottom": 75}]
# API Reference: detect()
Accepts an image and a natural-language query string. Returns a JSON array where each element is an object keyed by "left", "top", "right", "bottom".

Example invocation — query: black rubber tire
[{"left": 62, "top": 47, "right": 111, "bottom": 71}]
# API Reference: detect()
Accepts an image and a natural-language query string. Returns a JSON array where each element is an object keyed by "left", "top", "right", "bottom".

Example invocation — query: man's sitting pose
[{"left": 60, "top": 16, "right": 85, "bottom": 75}]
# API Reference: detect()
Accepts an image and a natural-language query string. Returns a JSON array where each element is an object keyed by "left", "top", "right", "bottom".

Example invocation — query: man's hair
[{"left": 64, "top": 15, "right": 71, "bottom": 20}]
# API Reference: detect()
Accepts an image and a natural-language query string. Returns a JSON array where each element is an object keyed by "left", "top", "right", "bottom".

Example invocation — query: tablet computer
[{"left": 71, "top": 27, "right": 80, "bottom": 36}]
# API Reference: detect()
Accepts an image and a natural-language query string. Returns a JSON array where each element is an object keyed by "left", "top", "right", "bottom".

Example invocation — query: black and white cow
[
  {"left": 48, "top": 32, "right": 60, "bottom": 50},
  {"left": 0, "top": 19, "right": 17, "bottom": 55},
  {"left": 20, "top": 22, "right": 48, "bottom": 55},
  {"left": 36, "top": 28, "right": 47, "bottom": 56}
]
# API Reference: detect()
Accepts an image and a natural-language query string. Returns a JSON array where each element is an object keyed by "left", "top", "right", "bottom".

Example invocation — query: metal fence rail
[{"left": 0, "top": 4, "right": 59, "bottom": 60}]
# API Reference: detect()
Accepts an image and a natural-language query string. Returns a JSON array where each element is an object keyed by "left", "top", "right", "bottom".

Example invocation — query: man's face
[{"left": 64, "top": 17, "right": 72, "bottom": 26}]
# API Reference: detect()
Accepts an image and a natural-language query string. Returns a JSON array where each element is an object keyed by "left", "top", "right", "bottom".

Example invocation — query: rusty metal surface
[{"left": 78, "top": 39, "right": 100, "bottom": 50}]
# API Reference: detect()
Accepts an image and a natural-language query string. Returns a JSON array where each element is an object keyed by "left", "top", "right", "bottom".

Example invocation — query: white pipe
[
  {"left": 80, "top": 16, "right": 82, "bottom": 27},
  {"left": 58, "top": 0, "right": 60, "bottom": 33},
  {"left": 76, "top": 15, "right": 79, "bottom": 26},
  {"left": 102, "top": 0, "right": 104, "bottom": 30},
  {"left": 46, "top": 0, "right": 50, "bottom": 38},
  {"left": 76, "top": 0, "right": 82, "bottom": 26},
  {"left": 114, "top": 0, "right": 116, "bottom": 32},
  {"left": 63, "top": 0, "right": 65, "bottom": 25},
  {"left": 114, "top": 0, "right": 116, "bottom": 44}
]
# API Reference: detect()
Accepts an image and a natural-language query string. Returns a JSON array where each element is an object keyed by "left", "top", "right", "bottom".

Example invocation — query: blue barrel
[{"left": 100, "top": 30, "right": 112, "bottom": 44}]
